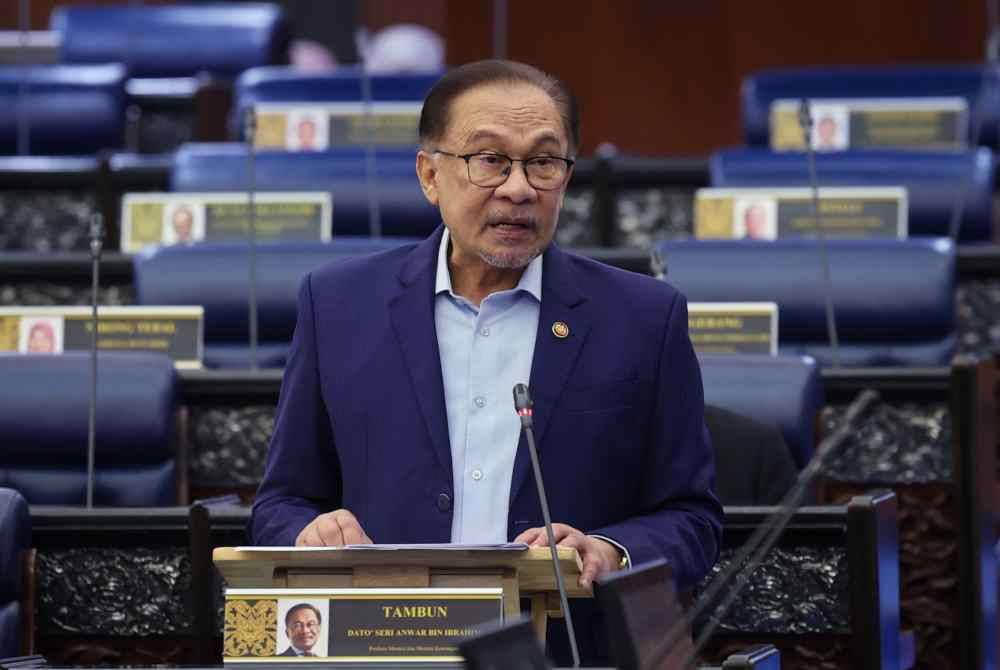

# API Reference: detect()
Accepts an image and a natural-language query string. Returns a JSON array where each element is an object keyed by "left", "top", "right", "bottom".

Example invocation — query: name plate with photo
[
  {"left": 694, "top": 186, "right": 906, "bottom": 240},
  {"left": 689, "top": 302, "right": 778, "bottom": 356},
  {"left": 254, "top": 102, "right": 423, "bottom": 150},
  {"left": 120, "top": 192, "right": 332, "bottom": 254},
  {"left": 0, "top": 306, "right": 203, "bottom": 368},
  {"left": 223, "top": 588, "right": 503, "bottom": 664},
  {"left": 769, "top": 97, "right": 968, "bottom": 151}
]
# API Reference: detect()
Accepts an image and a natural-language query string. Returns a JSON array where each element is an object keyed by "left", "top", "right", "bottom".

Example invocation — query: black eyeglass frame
[{"left": 433, "top": 150, "right": 576, "bottom": 191}]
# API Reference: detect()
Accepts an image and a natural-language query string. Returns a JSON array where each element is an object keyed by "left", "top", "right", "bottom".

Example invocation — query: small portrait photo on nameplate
[
  {"left": 810, "top": 104, "right": 850, "bottom": 152},
  {"left": 286, "top": 108, "right": 330, "bottom": 152},
  {"left": 0, "top": 306, "right": 204, "bottom": 368},
  {"left": 223, "top": 588, "right": 504, "bottom": 665},
  {"left": 688, "top": 302, "right": 778, "bottom": 356},
  {"left": 17, "top": 316, "right": 65, "bottom": 354},
  {"left": 121, "top": 192, "right": 332, "bottom": 253},
  {"left": 694, "top": 187, "right": 907, "bottom": 240}
]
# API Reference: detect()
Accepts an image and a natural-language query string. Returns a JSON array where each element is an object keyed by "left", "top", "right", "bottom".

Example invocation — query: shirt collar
[{"left": 434, "top": 227, "right": 543, "bottom": 301}]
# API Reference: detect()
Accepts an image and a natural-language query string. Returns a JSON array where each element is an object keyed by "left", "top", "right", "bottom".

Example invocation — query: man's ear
[{"left": 415, "top": 151, "right": 440, "bottom": 206}]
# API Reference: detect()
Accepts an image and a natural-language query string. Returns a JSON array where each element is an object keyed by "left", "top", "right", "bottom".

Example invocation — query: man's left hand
[{"left": 513, "top": 523, "right": 622, "bottom": 589}]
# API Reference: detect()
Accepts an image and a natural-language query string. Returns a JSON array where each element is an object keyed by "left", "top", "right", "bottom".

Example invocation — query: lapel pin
[{"left": 552, "top": 321, "right": 570, "bottom": 339}]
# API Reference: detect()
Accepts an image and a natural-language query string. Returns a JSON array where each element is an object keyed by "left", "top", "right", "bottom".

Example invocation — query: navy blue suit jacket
[{"left": 251, "top": 227, "right": 722, "bottom": 663}]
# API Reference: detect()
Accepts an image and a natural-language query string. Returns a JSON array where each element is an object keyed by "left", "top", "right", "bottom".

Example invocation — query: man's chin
[{"left": 478, "top": 245, "right": 544, "bottom": 270}]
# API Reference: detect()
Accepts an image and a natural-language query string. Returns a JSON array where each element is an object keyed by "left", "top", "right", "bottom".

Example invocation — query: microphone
[
  {"left": 15, "top": 0, "right": 30, "bottom": 156},
  {"left": 799, "top": 98, "right": 841, "bottom": 368},
  {"left": 512, "top": 383, "right": 581, "bottom": 668},
  {"left": 244, "top": 108, "right": 260, "bottom": 370},
  {"left": 86, "top": 213, "right": 105, "bottom": 509},
  {"left": 664, "top": 389, "right": 880, "bottom": 669},
  {"left": 357, "top": 34, "right": 382, "bottom": 238}
]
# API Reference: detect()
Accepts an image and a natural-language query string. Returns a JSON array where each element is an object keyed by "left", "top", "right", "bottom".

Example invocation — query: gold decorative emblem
[
  {"left": 552, "top": 321, "right": 570, "bottom": 339},
  {"left": 224, "top": 599, "right": 278, "bottom": 657}
]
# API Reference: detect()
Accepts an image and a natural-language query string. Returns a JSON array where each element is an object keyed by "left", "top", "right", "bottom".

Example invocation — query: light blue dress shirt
[{"left": 434, "top": 228, "right": 542, "bottom": 544}]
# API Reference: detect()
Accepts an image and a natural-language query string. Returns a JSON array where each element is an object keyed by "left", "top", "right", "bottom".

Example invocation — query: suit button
[{"left": 437, "top": 493, "right": 452, "bottom": 512}]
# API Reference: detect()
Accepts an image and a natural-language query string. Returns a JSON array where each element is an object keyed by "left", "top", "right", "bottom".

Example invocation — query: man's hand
[
  {"left": 513, "top": 523, "right": 622, "bottom": 588},
  {"left": 295, "top": 509, "right": 373, "bottom": 546}
]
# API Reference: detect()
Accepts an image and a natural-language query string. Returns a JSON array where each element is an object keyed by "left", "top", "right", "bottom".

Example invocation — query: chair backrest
[
  {"left": 700, "top": 354, "right": 822, "bottom": 468},
  {"left": 0, "top": 64, "right": 126, "bottom": 155},
  {"left": 658, "top": 238, "right": 956, "bottom": 367},
  {"left": 50, "top": 3, "right": 290, "bottom": 79},
  {"left": 132, "top": 239, "right": 418, "bottom": 368},
  {"left": 232, "top": 66, "right": 440, "bottom": 139},
  {"left": 0, "top": 353, "right": 177, "bottom": 505},
  {"left": 170, "top": 143, "right": 438, "bottom": 238},
  {"left": 742, "top": 65, "right": 1000, "bottom": 148},
  {"left": 709, "top": 147, "right": 995, "bottom": 241},
  {"left": 0, "top": 488, "right": 29, "bottom": 659}
]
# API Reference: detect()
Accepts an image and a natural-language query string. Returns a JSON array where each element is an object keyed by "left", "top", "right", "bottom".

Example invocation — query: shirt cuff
[{"left": 589, "top": 533, "right": 631, "bottom": 569}]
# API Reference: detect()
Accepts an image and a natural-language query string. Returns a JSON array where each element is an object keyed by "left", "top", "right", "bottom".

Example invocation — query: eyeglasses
[
  {"left": 434, "top": 150, "right": 574, "bottom": 190},
  {"left": 288, "top": 622, "right": 320, "bottom": 631}
]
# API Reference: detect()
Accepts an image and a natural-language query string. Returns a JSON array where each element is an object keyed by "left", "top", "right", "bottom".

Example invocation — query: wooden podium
[{"left": 213, "top": 546, "right": 588, "bottom": 643}]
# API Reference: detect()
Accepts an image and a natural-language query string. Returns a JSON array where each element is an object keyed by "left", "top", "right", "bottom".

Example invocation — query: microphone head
[{"left": 512, "top": 384, "right": 533, "bottom": 413}]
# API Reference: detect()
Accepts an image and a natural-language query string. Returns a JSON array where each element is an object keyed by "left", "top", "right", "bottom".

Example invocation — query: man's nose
[{"left": 494, "top": 162, "right": 537, "bottom": 203}]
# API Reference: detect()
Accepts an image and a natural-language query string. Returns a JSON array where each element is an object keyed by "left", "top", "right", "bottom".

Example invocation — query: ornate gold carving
[{"left": 224, "top": 599, "right": 278, "bottom": 657}]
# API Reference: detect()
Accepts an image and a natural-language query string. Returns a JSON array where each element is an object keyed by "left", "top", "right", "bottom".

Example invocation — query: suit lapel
[
  {"left": 509, "top": 244, "right": 591, "bottom": 504},
  {"left": 388, "top": 227, "right": 453, "bottom": 481}
]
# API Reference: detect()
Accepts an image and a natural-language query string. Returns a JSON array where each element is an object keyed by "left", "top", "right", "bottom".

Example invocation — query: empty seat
[
  {"left": 133, "top": 239, "right": 418, "bottom": 368},
  {"left": 0, "top": 488, "right": 28, "bottom": 658},
  {"left": 709, "top": 148, "right": 994, "bottom": 242},
  {"left": 170, "top": 142, "right": 438, "bottom": 237},
  {"left": 742, "top": 65, "right": 1000, "bottom": 149},
  {"left": 701, "top": 354, "right": 822, "bottom": 468},
  {"left": 50, "top": 4, "right": 290, "bottom": 79},
  {"left": 0, "top": 64, "right": 126, "bottom": 155},
  {"left": 657, "top": 238, "right": 956, "bottom": 366},
  {"left": 0, "top": 353, "right": 178, "bottom": 505}
]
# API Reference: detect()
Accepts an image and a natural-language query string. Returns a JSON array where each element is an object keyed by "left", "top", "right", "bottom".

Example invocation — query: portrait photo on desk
[
  {"left": 161, "top": 202, "right": 206, "bottom": 246},
  {"left": 276, "top": 599, "right": 329, "bottom": 658},
  {"left": 286, "top": 109, "right": 329, "bottom": 152},
  {"left": 733, "top": 197, "right": 777, "bottom": 240},
  {"left": 17, "top": 316, "right": 64, "bottom": 354},
  {"left": 810, "top": 104, "right": 850, "bottom": 151}
]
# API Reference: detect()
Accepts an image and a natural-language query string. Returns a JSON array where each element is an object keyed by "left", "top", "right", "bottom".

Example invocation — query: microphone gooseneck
[
  {"left": 86, "top": 213, "right": 104, "bottom": 509},
  {"left": 799, "top": 98, "right": 841, "bottom": 369},
  {"left": 244, "top": 108, "right": 260, "bottom": 370},
  {"left": 668, "top": 389, "right": 880, "bottom": 669},
  {"left": 511, "top": 383, "right": 580, "bottom": 668}
]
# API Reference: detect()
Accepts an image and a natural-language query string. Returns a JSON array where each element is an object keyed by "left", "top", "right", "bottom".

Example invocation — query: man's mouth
[{"left": 488, "top": 217, "right": 536, "bottom": 231}]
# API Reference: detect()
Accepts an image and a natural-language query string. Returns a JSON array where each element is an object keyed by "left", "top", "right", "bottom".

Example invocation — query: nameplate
[
  {"left": 223, "top": 588, "right": 503, "bottom": 664},
  {"left": 694, "top": 187, "right": 906, "bottom": 239},
  {"left": 770, "top": 97, "right": 968, "bottom": 151},
  {"left": 254, "top": 102, "right": 423, "bottom": 150},
  {"left": 688, "top": 302, "right": 778, "bottom": 355},
  {"left": 0, "top": 306, "right": 203, "bottom": 368},
  {"left": 120, "top": 192, "right": 332, "bottom": 253}
]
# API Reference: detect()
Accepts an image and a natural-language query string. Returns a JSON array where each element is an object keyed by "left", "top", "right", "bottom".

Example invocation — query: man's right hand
[{"left": 295, "top": 509, "right": 373, "bottom": 546}]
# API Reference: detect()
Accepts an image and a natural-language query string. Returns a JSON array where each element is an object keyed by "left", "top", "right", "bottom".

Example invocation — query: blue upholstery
[
  {"left": 658, "top": 238, "right": 956, "bottom": 366},
  {"left": 0, "top": 64, "right": 126, "bottom": 155},
  {"left": 232, "top": 66, "right": 440, "bottom": 138},
  {"left": 51, "top": 4, "right": 290, "bottom": 79},
  {"left": 709, "top": 148, "right": 995, "bottom": 242},
  {"left": 0, "top": 488, "right": 29, "bottom": 658},
  {"left": 171, "top": 143, "right": 439, "bottom": 237},
  {"left": 0, "top": 354, "right": 177, "bottom": 505},
  {"left": 742, "top": 65, "right": 1000, "bottom": 148},
  {"left": 133, "top": 239, "right": 418, "bottom": 368},
  {"left": 700, "top": 354, "right": 822, "bottom": 468}
]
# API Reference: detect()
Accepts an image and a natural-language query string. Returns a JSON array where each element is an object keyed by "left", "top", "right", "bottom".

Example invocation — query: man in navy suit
[{"left": 251, "top": 60, "right": 722, "bottom": 665}]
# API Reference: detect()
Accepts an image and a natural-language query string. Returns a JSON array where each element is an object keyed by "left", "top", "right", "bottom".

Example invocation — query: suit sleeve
[
  {"left": 250, "top": 273, "right": 342, "bottom": 545},
  {"left": 589, "top": 293, "right": 723, "bottom": 590}
]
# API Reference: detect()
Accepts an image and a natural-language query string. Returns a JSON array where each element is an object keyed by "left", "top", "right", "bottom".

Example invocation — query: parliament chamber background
[{"left": 0, "top": 1, "right": 998, "bottom": 669}]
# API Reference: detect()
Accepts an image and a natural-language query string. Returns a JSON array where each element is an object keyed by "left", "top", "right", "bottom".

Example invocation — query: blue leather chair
[
  {"left": 170, "top": 142, "right": 439, "bottom": 238},
  {"left": 742, "top": 65, "right": 1000, "bottom": 148},
  {"left": 657, "top": 238, "right": 956, "bottom": 367},
  {"left": 0, "top": 64, "right": 126, "bottom": 155},
  {"left": 700, "top": 354, "right": 822, "bottom": 468},
  {"left": 133, "top": 239, "right": 418, "bottom": 368},
  {"left": 0, "top": 354, "right": 178, "bottom": 505},
  {"left": 0, "top": 488, "right": 28, "bottom": 658},
  {"left": 232, "top": 66, "right": 440, "bottom": 139},
  {"left": 50, "top": 4, "right": 290, "bottom": 79},
  {"left": 709, "top": 148, "right": 995, "bottom": 242}
]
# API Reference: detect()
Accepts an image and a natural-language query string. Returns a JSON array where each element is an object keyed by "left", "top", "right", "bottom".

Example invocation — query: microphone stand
[
  {"left": 512, "top": 384, "right": 580, "bottom": 668},
  {"left": 358, "top": 38, "right": 382, "bottom": 238},
  {"left": 86, "top": 214, "right": 104, "bottom": 509},
  {"left": 16, "top": 0, "right": 30, "bottom": 156},
  {"left": 244, "top": 108, "right": 260, "bottom": 370}
]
